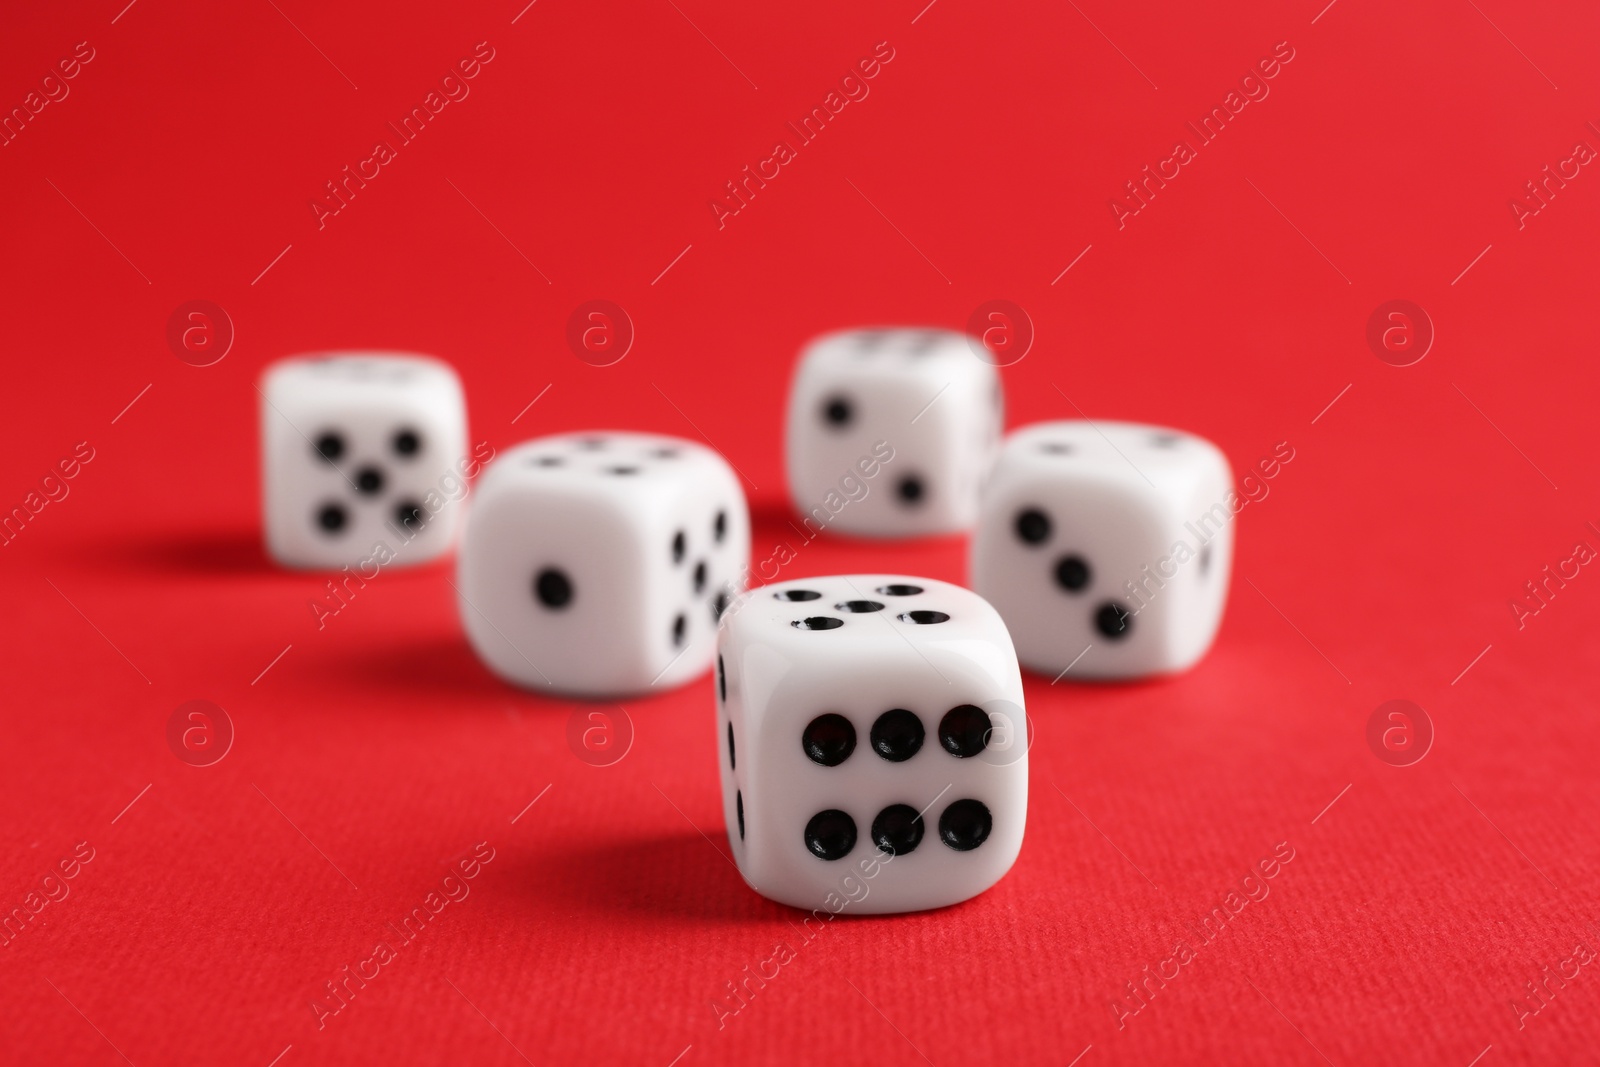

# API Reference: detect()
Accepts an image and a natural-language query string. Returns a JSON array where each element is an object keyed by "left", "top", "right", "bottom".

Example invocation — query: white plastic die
[
  {"left": 716, "top": 574, "right": 1028, "bottom": 914},
  {"left": 970, "top": 420, "right": 1235, "bottom": 680},
  {"left": 457, "top": 432, "right": 750, "bottom": 697},
  {"left": 784, "top": 329, "right": 1002, "bottom": 538},
  {"left": 260, "top": 352, "right": 468, "bottom": 570}
]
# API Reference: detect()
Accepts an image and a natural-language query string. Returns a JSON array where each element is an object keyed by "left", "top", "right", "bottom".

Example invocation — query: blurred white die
[
  {"left": 970, "top": 420, "right": 1234, "bottom": 680},
  {"left": 717, "top": 574, "right": 1027, "bottom": 914},
  {"left": 784, "top": 329, "right": 1002, "bottom": 538},
  {"left": 260, "top": 353, "right": 468, "bottom": 569},
  {"left": 458, "top": 432, "right": 750, "bottom": 697}
]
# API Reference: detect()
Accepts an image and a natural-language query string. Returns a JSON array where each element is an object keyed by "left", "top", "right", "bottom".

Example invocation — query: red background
[{"left": 2, "top": 0, "right": 1597, "bottom": 1064}]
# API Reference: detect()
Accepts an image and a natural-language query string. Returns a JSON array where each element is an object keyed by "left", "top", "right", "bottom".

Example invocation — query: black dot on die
[
  {"left": 1039, "top": 442, "right": 1073, "bottom": 454},
  {"left": 672, "top": 530, "right": 686, "bottom": 563},
  {"left": 871, "top": 804, "right": 925, "bottom": 856},
  {"left": 392, "top": 428, "right": 421, "bottom": 457},
  {"left": 1199, "top": 545, "right": 1213, "bottom": 577},
  {"left": 1055, "top": 555, "right": 1091, "bottom": 592},
  {"left": 821, "top": 396, "right": 853, "bottom": 428},
  {"left": 836, "top": 600, "right": 883, "bottom": 613},
  {"left": 652, "top": 447, "right": 680, "bottom": 459},
  {"left": 712, "top": 592, "right": 730, "bottom": 621},
  {"left": 899, "top": 610, "right": 949, "bottom": 625},
  {"left": 713, "top": 510, "right": 728, "bottom": 543},
  {"left": 576, "top": 437, "right": 606, "bottom": 450},
  {"left": 395, "top": 501, "right": 427, "bottom": 531},
  {"left": 316, "top": 502, "right": 348, "bottom": 534},
  {"left": 775, "top": 589, "right": 821, "bottom": 601},
  {"left": 355, "top": 466, "right": 385, "bottom": 495},
  {"left": 939, "top": 704, "right": 992, "bottom": 758},
  {"left": 534, "top": 455, "right": 564, "bottom": 467},
  {"left": 736, "top": 791, "right": 744, "bottom": 840},
  {"left": 939, "top": 799, "right": 992, "bottom": 851},
  {"left": 877, "top": 584, "right": 923, "bottom": 596},
  {"left": 534, "top": 568, "right": 573, "bottom": 609},
  {"left": 804, "top": 809, "right": 856, "bottom": 860},
  {"left": 717, "top": 655, "right": 727, "bottom": 702},
  {"left": 802, "top": 713, "right": 855, "bottom": 766},
  {"left": 727, "top": 720, "right": 735, "bottom": 769},
  {"left": 313, "top": 432, "right": 345, "bottom": 464},
  {"left": 693, "top": 561, "right": 708, "bottom": 594},
  {"left": 870, "top": 709, "right": 924, "bottom": 762},
  {"left": 791, "top": 616, "right": 843, "bottom": 630},
  {"left": 672, "top": 613, "right": 687, "bottom": 647},
  {"left": 607, "top": 466, "right": 639, "bottom": 476},
  {"left": 1095, "top": 601, "right": 1133, "bottom": 639},
  {"left": 1015, "top": 508, "right": 1051, "bottom": 545},
  {"left": 895, "top": 475, "right": 925, "bottom": 506},
  {"left": 1150, "top": 433, "right": 1181, "bottom": 448}
]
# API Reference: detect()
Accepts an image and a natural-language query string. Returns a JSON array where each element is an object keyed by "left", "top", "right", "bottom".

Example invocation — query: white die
[
  {"left": 260, "top": 353, "right": 468, "bottom": 570},
  {"left": 457, "top": 432, "right": 750, "bottom": 697},
  {"left": 716, "top": 574, "right": 1028, "bottom": 914},
  {"left": 970, "top": 420, "right": 1235, "bottom": 680},
  {"left": 784, "top": 329, "right": 1002, "bottom": 538}
]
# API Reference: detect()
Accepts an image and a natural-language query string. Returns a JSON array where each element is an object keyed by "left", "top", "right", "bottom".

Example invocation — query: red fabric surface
[{"left": 2, "top": 1, "right": 1597, "bottom": 1064}]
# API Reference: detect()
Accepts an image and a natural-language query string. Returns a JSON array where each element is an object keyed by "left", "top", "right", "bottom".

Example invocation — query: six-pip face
[{"left": 717, "top": 574, "right": 1028, "bottom": 914}]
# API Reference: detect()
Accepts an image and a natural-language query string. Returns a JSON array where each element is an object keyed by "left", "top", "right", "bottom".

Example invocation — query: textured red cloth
[{"left": 2, "top": 1, "right": 1597, "bottom": 1064}]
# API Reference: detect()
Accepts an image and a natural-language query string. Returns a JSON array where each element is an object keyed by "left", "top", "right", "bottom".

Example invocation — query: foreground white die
[
  {"left": 784, "top": 329, "right": 1002, "bottom": 538},
  {"left": 458, "top": 432, "right": 749, "bottom": 697},
  {"left": 717, "top": 574, "right": 1027, "bottom": 914},
  {"left": 260, "top": 353, "right": 468, "bottom": 569},
  {"left": 970, "top": 420, "right": 1234, "bottom": 680}
]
